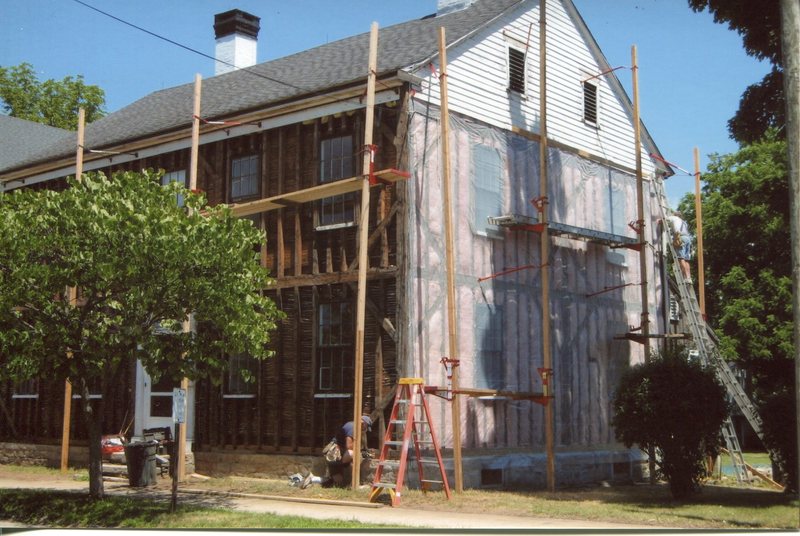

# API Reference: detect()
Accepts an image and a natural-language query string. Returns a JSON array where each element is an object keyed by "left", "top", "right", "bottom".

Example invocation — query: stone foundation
[
  {"left": 0, "top": 441, "right": 195, "bottom": 475},
  {"left": 0, "top": 442, "right": 90, "bottom": 468}
]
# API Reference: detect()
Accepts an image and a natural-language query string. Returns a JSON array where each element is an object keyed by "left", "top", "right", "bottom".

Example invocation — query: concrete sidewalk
[{"left": 0, "top": 477, "right": 656, "bottom": 531}]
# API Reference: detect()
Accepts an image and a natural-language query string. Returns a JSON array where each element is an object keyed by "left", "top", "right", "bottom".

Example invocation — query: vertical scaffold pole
[
  {"left": 438, "top": 26, "right": 463, "bottom": 493},
  {"left": 61, "top": 107, "right": 85, "bottom": 474},
  {"left": 539, "top": 0, "right": 556, "bottom": 493},
  {"left": 352, "top": 21, "right": 379, "bottom": 489}
]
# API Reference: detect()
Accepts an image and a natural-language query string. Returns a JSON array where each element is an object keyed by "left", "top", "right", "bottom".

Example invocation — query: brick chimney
[{"left": 214, "top": 9, "right": 260, "bottom": 76}]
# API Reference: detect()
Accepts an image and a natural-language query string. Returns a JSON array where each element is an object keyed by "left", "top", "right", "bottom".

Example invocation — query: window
[
  {"left": 583, "top": 81, "right": 598, "bottom": 124},
  {"left": 161, "top": 169, "right": 187, "bottom": 206},
  {"left": 231, "top": 155, "right": 260, "bottom": 201},
  {"left": 225, "top": 353, "right": 259, "bottom": 397},
  {"left": 12, "top": 379, "right": 38, "bottom": 399},
  {"left": 472, "top": 144, "right": 504, "bottom": 235},
  {"left": 149, "top": 373, "right": 177, "bottom": 417},
  {"left": 508, "top": 47, "right": 526, "bottom": 94},
  {"left": 317, "top": 301, "right": 354, "bottom": 392},
  {"left": 319, "top": 135, "right": 355, "bottom": 227},
  {"left": 475, "top": 306, "right": 504, "bottom": 390}
]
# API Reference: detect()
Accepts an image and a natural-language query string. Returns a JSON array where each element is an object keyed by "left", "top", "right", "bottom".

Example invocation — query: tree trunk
[{"left": 80, "top": 379, "right": 104, "bottom": 500}]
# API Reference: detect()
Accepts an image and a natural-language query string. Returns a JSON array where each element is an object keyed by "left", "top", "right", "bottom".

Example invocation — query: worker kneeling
[{"left": 302, "top": 415, "right": 372, "bottom": 488}]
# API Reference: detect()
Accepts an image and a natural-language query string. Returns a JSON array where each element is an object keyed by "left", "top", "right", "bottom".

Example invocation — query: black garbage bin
[{"left": 124, "top": 441, "right": 158, "bottom": 487}]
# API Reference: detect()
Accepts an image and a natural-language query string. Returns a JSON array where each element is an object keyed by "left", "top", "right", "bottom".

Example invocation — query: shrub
[
  {"left": 759, "top": 387, "right": 798, "bottom": 493},
  {"left": 612, "top": 345, "right": 729, "bottom": 499}
]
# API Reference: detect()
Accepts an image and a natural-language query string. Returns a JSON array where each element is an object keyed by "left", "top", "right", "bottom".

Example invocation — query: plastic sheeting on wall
[{"left": 403, "top": 100, "right": 665, "bottom": 451}]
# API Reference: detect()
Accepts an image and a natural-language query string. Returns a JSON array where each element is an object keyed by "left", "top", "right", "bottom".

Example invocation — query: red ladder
[{"left": 368, "top": 378, "right": 451, "bottom": 506}]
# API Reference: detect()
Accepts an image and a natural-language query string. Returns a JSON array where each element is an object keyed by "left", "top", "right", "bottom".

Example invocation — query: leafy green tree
[
  {"left": 680, "top": 133, "right": 797, "bottom": 492},
  {"left": 0, "top": 171, "right": 282, "bottom": 499},
  {"left": 612, "top": 346, "right": 729, "bottom": 500},
  {"left": 0, "top": 62, "right": 106, "bottom": 130},
  {"left": 687, "top": 0, "right": 783, "bottom": 143}
]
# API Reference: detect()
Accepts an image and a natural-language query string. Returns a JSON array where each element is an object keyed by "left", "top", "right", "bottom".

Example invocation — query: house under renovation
[{"left": 0, "top": 0, "right": 678, "bottom": 488}]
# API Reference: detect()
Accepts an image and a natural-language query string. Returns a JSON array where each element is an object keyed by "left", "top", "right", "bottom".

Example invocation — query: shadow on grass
[
  {"left": 0, "top": 489, "right": 236, "bottom": 528},
  {"left": 476, "top": 483, "right": 798, "bottom": 529}
]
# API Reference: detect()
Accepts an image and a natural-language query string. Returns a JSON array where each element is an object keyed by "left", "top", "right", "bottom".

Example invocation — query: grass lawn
[
  {"left": 0, "top": 489, "right": 397, "bottom": 529},
  {"left": 0, "top": 464, "right": 797, "bottom": 529}
]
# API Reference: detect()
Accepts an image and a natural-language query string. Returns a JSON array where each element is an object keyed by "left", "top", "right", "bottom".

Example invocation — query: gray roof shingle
[
  {"left": 0, "top": 115, "right": 72, "bottom": 171},
  {"left": 2, "top": 0, "right": 521, "bottom": 174}
]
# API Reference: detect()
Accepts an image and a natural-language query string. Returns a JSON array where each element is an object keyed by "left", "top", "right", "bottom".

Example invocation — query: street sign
[{"left": 172, "top": 388, "right": 186, "bottom": 424}]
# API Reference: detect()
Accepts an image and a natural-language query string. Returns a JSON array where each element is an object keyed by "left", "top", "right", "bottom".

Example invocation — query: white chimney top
[
  {"left": 437, "top": 0, "right": 479, "bottom": 15},
  {"left": 214, "top": 9, "right": 260, "bottom": 76}
]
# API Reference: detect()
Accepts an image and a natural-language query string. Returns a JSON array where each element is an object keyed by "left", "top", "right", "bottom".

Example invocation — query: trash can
[{"left": 124, "top": 441, "right": 158, "bottom": 487}]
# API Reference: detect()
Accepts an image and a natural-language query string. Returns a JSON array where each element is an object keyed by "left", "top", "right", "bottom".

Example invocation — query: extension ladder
[
  {"left": 655, "top": 178, "right": 762, "bottom": 483},
  {"left": 368, "top": 378, "right": 451, "bottom": 506}
]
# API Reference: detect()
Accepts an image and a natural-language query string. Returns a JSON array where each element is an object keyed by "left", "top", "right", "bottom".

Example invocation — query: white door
[{"left": 134, "top": 361, "right": 195, "bottom": 442}]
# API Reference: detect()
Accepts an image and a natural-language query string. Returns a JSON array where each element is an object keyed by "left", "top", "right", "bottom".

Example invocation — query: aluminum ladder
[
  {"left": 369, "top": 378, "right": 451, "bottom": 506},
  {"left": 655, "top": 178, "right": 762, "bottom": 483}
]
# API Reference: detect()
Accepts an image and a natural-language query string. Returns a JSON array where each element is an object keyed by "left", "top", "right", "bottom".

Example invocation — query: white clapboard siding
[{"left": 409, "top": 0, "right": 660, "bottom": 177}]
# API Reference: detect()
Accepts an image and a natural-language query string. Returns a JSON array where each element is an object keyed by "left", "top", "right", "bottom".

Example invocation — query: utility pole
[{"left": 778, "top": 0, "right": 800, "bottom": 498}]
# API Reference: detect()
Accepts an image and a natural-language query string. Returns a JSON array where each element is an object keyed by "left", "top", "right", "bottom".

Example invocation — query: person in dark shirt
[{"left": 302, "top": 415, "right": 372, "bottom": 488}]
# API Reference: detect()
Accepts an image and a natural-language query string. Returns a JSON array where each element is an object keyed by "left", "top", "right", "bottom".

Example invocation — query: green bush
[
  {"left": 612, "top": 346, "right": 729, "bottom": 499},
  {"left": 759, "top": 387, "right": 798, "bottom": 493}
]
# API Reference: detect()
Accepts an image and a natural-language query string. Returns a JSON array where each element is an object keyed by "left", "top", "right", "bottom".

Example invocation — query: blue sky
[{"left": 0, "top": 0, "right": 770, "bottom": 206}]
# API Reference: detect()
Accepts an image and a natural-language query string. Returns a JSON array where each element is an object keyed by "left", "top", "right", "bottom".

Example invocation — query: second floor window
[
  {"left": 320, "top": 135, "right": 353, "bottom": 182},
  {"left": 472, "top": 143, "right": 504, "bottom": 236},
  {"left": 231, "top": 155, "right": 260, "bottom": 201},
  {"left": 319, "top": 135, "right": 355, "bottom": 227}
]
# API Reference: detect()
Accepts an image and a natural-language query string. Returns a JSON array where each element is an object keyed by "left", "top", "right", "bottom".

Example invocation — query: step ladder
[
  {"left": 368, "top": 378, "right": 451, "bottom": 506},
  {"left": 655, "top": 179, "right": 763, "bottom": 483}
]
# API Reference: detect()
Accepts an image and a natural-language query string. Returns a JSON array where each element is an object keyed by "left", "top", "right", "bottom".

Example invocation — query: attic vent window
[
  {"left": 508, "top": 47, "right": 526, "bottom": 94},
  {"left": 583, "top": 81, "right": 598, "bottom": 124}
]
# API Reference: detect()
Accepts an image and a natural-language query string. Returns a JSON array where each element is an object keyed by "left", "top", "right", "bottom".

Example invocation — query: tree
[
  {"left": 612, "top": 346, "right": 729, "bottom": 500},
  {"left": 687, "top": 0, "right": 784, "bottom": 143},
  {"left": 0, "top": 62, "right": 106, "bottom": 130},
  {"left": 0, "top": 171, "right": 282, "bottom": 499},
  {"left": 679, "top": 133, "right": 797, "bottom": 492}
]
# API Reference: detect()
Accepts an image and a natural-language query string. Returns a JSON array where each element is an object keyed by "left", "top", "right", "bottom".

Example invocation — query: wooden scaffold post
[
  {"left": 538, "top": 0, "right": 556, "bottom": 493},
  {"left": 60, "top": 107, "right": 85, "bottom": 474},
  {"left": 437, "top": 26, "right": 464, "bottom": 494},
  {"left": 631, "top": 45, "right": 655, "bottom": 484},
  {"left": 694, "top": 147, "right": 706, "bottom": 317},
  {"left": 352, "top": 21, "right": 379, "bottom": 490}
]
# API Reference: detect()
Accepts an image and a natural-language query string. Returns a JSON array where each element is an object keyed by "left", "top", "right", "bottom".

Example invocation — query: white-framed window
[
  {"left": 472, "top": 143, "right": 504, "bottom": 236},
  {"left": 161, "top": 169, "right": 187, "bottom": 206},
  {"left": 224, "top": 353, "right": 259, "bottom": 398},
  {"left": 318, "top": 135, "right": 355, "bottom": 228},
  {"left": 317, "top": 301, "right": 353, "bottom": 392},
  {"left": 475, "top": 305, "right": 504, "bottom": 390},
  {"left": 231, "top": 155, "right": 260, "bottom": 201},
  {"left": 508, "top": 46, "right": 526, "bottom": 94},
  {"left": 148, "top": 373, "right": 176, "bottom": 417},
  {"left": 583, "top": 80, "right": 599, "bottom": 125}
]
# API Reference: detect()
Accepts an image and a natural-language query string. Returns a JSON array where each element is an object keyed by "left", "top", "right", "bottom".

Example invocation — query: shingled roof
[
  {"left": 0, "top": 115, "right": 72, "bottom": 171},
  {"left": 2, "top": 0, "right": 521, "bottom": 174}
]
